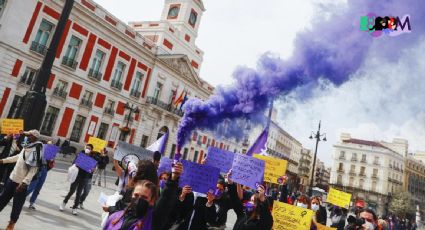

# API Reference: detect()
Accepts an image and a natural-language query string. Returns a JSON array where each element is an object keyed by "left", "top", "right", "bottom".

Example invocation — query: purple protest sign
[
  {"left": 231, "top": 153, "right": 265, "bottom": 189},
  {"left": 75, "top": 153, "right": 98, "bottom": 173},
  {"left": 157, "top": 157, "right": 173, "bottom": 176},
  {"left": 205, "top": 147, "right": 235, "bottom": 173},
  {"left": 179, "top": 160, "right": 220, "bottom": 194},
  {"left": 43, "top": 144, "right": 60, "bottom": 160}
]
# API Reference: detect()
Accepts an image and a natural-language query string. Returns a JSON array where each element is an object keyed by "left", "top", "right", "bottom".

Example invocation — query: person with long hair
[
  {"left": 103, "top": 162, "right": 183, "bottom": 230},
  {"left": 227, "top": 171, "right": 273, "bottom": 230}
]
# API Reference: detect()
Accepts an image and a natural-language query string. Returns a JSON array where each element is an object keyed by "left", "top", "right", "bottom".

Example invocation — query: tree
[{"left": 389, "top": 192, "right": 415, "bottom": 218}]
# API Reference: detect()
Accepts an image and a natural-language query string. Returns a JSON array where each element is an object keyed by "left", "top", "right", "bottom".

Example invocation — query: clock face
[
  {"left": 168, "top": 6, "right": 180, "bottom": 19},
  {"left": 189, "top": 11, "right": 197, "bottom": 27}
]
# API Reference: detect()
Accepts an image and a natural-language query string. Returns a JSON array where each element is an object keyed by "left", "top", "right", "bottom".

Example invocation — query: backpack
[{"left": 23, "top": 143, "right": 43, "bottom": 182}]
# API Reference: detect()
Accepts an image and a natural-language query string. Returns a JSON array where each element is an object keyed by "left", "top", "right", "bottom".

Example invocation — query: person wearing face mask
[
  {"left": 158, "top": 172, "right": 170, "bottom": 194},
  {"left": 227, "top": 171, "right": 273, "bottom": 230},
  {"left": 295, "top": 195, "right": 311, "bottom": 209},
  {"left": 311, "top": 196, "right": 327, "bottom": 225},
  {"left": 205, "top": 179, "right": 233, "bottom": 230},
  {"left": 0, "top": 129, "right": 43, "bottom": 230},
  {"left": 60, "top": 144, "right": 97, "bottom": 215},
  {"left": 103, "top": 162, "right": 183, "bottom": 230},
  {"left": 359, "top": 209, "right": 379, "bottom": 230}
]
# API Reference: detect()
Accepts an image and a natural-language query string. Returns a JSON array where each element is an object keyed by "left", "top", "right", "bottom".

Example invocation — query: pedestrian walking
[
  {"left": 0, "top": 130, "right": 43, "bottom": 230},
  {"left": 92, "top": 148, "right": 109, "bottom": 187}
]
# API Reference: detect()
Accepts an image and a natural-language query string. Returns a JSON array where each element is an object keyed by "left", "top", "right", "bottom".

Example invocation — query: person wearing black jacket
[
  {"left": 0, "top": 134, "right": 22, "bottom": 190},
  {"left": 92, "top": 148, "right": 109, "bottom": 187},
  {"left": 103, "top": 162, "right": 183, "bottom": 230},
  {"left": 227, "top": 172, "right": 273, "bottom": 230},
  {"left": 311, "top": 196, "right": 327, "bottom": 225},
  {"left": 205, "top": 180, "right": 233, "bottom": 229}
]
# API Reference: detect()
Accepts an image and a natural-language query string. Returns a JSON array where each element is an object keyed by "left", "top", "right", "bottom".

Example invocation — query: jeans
[
  {"left": 92, "top": 168, "right": 106, "bottom": 186},
  {"left": 27, "top": 166, "right": 48, "bottom": 204},
  {"left": 80, "top": 178, "right": 92, "bottom": 204},
  {"left": 0, "top": 179, "right": 27, "bottom": 222},
  {"left": 63, "top": 176, "right": 90, "bottom": 209}
]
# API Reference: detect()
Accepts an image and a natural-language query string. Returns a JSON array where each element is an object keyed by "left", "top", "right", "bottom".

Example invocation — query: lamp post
[
  {"left": 119, "top": 103, "right": 139, "bottom": 141},
  {"left": 17, "top": 0, "right": 75, "bottom": 130},
  {"left": 308, "top": 120, "right": 326, "bottom": 197}
]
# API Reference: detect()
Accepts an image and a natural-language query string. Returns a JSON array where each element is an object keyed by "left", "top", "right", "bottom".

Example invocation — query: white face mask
[
  {"left": 297, "top": 203, "right": 308, "bottom": 209},
  {"left": 311, "top": 204, "right": 320, "bottom": 211},
  {"left": 85, "top": 149, "right": 91, "bottom": 154}
]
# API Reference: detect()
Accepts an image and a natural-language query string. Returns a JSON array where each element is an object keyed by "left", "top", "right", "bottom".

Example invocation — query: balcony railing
[
  {"left": 111, "top": 80, "right": 123, "bottom": 90},
  {"left": 373, "top": 161, "right": 380, "bottom": 166},
  {"left": 88, "top": 68, "right": 102, "bottom": 81},
  {"left": 130, "top": 89, "right": 141, "bottom": 98},
  {"left": 103, "top": 107, "right": 115, "bottom": 116},
  {"left": 337, "top": 168, "right": 344, "bottom": 173},
  {"left": 349, "top": 171, "right": 357, "bottom": 176},
  {"left": 52, "top": 88, "right": 67, "bottom": 99},
  {"left": 62, "top": 57, "right": 78, "bottom": 70},
  {"left": 372, "top": 174, "right": 379, "bottom": 180},
  {"left": 80, "top": 99, "right": 93, "bottom": 108},
  {"left": 359, "top": 172, "right": 366, "bottom": 177},
  {"left": 19, "top": 76, "right": 33, "bottom": 86},
  {"left": 124, "top": 114, "right": 134, "bottom": 122},
  {"left": 30, "top": 41, "right": 47, "bottom": 55},
  {"left": 339, "top": 156, "right": 346, "bottom": 160},
  {"left": 361, "top": 159, "right": 367, "bottom": 163},
  {"left": 351, "top": 158, "right": 358, "bottom": 162},
  {"left": 146, "top": 96, "right": 184, "bottom": 117}
]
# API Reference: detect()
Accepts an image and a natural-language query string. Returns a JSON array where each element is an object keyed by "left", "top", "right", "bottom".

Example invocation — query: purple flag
[
  {"left": 147, "top": 131, "right": 168, "bottom": 154},
  {"left": 75, "top": 153, "right": 98, "bottom": 173},
  {"left": 246, "top": 128, "right": 268, "bottom": 156}
]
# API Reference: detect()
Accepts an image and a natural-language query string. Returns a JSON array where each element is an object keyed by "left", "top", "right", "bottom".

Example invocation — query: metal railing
[
  {"left": 62, "top": 56, "right": 78, "bottom": 69},
  {"left": 52, "top": 88, "right": 67, "bottom": 99},
  {"left": 339, "top": 156, "right": 346, "bottom": 160},
  {"left": 372, "top": 174, "right": 379, "bottom": 180},
  {"left": 103, "top": 107, "right": 115, "bottom": 116},
  {"left": 373, "top": 161, "right": 380, "bottom": 166},
  {"left": 80, "top": 99, "right": 93, "bottom": 108},
  {"left": 88, "top": 68, "right": 102, "bottom": 81},
  {"left": 351, "top": 158, "right": 358, "bottom": 162},
  {"left": 111, "top": 80, "right": 123, "bottom": 90},
  {"left": 130, "top": 89, "right": 141, "bottom": 98},
  {"left": 146, "top": 96, "right": 184, "bottom": 117},
  {"left": 30, "top": 41, "right": 47, "bottom": 55}
]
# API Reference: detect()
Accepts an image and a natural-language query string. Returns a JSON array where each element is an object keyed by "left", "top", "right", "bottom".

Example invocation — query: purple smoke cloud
[{"left": 176, "top": 0, "right": 425, "bottom": 150}]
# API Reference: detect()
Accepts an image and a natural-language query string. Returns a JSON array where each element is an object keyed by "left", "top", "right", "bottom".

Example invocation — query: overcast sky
[{"left": 93, "top": 0, "right": 425, "bottom": 167}]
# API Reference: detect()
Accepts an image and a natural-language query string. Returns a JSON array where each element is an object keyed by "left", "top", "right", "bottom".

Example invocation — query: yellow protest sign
[
  {"left": 88, "top": 136, "right": 107, "bottom": 152},
  {"left": 0, "top": 119, "right": 24, "bottom": 134},
  {"left": 327, "top": 187, "right": 352, "bottom": 209},
  {"left": 317, "top": 223, "right": 337, "bottom": 230},
  {"left": 254, "top": 154, "right": 287, "bottom": 184},
  {"left": 272, "top": 201, "right": 313, "bottom": 230}
]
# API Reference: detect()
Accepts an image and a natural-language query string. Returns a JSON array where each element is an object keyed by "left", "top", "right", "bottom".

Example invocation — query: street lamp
[
  {"left": 119, "top": 103, "right": 140, "bottom": 141},
  {"left": 308, "top": 120, "right": 326, "bottom": 197}
]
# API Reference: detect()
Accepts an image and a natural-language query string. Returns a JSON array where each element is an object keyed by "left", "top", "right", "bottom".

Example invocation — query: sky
[{"left": 93, "top": 0, "right": 425, "bottom": 166}]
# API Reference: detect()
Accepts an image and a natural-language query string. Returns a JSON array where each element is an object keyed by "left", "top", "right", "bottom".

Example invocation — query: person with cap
[{"left": 0, "top": 129, "right": 43, "bottom": 230}]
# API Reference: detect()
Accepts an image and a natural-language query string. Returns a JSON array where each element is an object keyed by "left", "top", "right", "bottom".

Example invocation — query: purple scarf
[{"left": 104, "top": 209, "right": 153, "bottom": 230}]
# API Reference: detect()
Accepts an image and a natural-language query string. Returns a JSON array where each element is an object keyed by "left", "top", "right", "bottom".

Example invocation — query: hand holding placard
[
  {"left": 178, "top": 160, "right": 220, "bottom": 194},
  {"left": 327, "top": 187, "right": 352, "bottom": 209},
  {"left": 75, "top": 153, "right": 98, "bottom": 173},
  {"left": 231, "top": 153, "right": 265, "bottom": 189}
]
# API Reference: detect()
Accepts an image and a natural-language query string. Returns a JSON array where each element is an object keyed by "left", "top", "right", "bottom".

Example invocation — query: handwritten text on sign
[
  {"left": 205, "top": 147, "right": 235, "bottom": 173},
  {"left": 327, "top": 187, "right": 352, "bottom": 209},
  {"left": 254, "top": 154, "right": 287, "bottom": 184},
  {"left": 75, "top": 153, "right": 98, "bottom": 173},
  {"left": 272, "top": 201, "right": 313, "bottom": 230},
  {"left": 231, "top": 153, "right": 265, "bottom": 189},
  {"left": 179, "top": 160, "right": 220, "bottom": 194},
  {"left": 88, "top": 136, "right": 107, "bottom": 152},
  {"left": 0, "top": 119, "right": 23, "bottom": 134}
]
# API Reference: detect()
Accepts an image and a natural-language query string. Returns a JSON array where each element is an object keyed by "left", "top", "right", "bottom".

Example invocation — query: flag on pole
[
  {"left": 246, "top": 128, "right": 268, "bottom": 156},
  {"left": 174, "top": 90, "right": 185, "bottom": 106},
  {"left": 179, "top": 92, "right": 188, "bottom": 110},
  {"left": 147, "top": 131, "right": 168, "bottom": 154}
]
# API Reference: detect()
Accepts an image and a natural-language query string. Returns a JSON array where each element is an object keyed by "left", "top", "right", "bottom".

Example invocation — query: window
[
  {"left": 361, "top": 154, "right": 366, "bottom": 162},
  {"left": 338, "top": 163, "right": 344, "bottom": 171},
  {"left": 153, "top": 82, "right": 163, "bottom": 100},
  {"left": 360, "top": 166, "right": 366, "bottom": 175},
  {"left": 97, "top": 123, "right": 109, "bottom": 140},
  {"left": 351, "top": 152, "right": 357, "bottom": 161},
  {"left": 193, "top": 150, "right": 199, "bottom": 162},
  {"left": 373, "top": 168, "right": 378, "bottom": 177},
  {"left": 80, "top": 91, "right": 93, "bottom": 107},
  {"left": 130, "top": 72, "right": 143, "bottom": 97},
  {"left": 111, "top": 61, "right": 125, "bottom": 90},
  {"left": 104, "top": 100, "right": 115, "bottom": 115},
  {"left": 53, "top": 80, "right": 68, "bottom": 98},
  {"left": 182, "top": 148, "right": 189, "bottom": 160},
  {"left": 374, "top": 156, "right": 380, "bottom": 165},
  {"left": 349, "top": 177, "right": 354, "bottom": 187},
  {"left": 359, "top": 179, "right": 364, "bottom": 189},
  {"left": 70, "top": 115, "right": 86, "bottom": 142},
  {"left": 89, "top": 50, "right": 105, "bottom": 80},
  {"left": 40, "top": 106, "right": 60, "bottom": 135},
  {"left": 167, "top": 5, "right": 180, "bottom": 19},
  {"left": 372, "top": 181, "right": 377, "bottom": 191},
  {"left": 31, "top": 19, "right": 54, "bottom": 55},
  {"left": 188, "top": 9, "right": 197, "bottom": 27},
  {"left": 339, "top": 151, "right": 345, "bottom": 159},
  {"left": 350, "top": 165, "right": 355, "bottom": 173},
  {"left": 62, "top": 36, "right": 82, "bottom": 69},
  {"left": 20, "top": 67, "right": 37, "bottom": 86},
  {"left": 140, "top": 135, "right": 149, "bottom": 148},
  {"left": 0, "top": 0, "right": 6, "bottom": 18},
  {"left": 7, "top": 95, "right": 23, "bottom": 118},
  {"left": 170, "top": 144, "right": 176, "bottom": 159}
]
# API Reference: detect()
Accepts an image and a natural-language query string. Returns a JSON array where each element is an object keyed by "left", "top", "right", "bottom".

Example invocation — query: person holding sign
[
  {"left": 103, "top": 162, "right": 183, "bottom": 230},
  {"left": 227, "top": 171, "right": 273, "bottom": 230}
]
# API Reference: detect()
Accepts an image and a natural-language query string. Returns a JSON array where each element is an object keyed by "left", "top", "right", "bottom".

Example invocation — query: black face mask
[{"left": 134, "top": 198, "right": 150, "bottom": 217}]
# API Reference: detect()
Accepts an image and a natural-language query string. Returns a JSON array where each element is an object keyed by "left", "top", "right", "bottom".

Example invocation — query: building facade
[
  {"left": 314, "top": 159, "right": 330, "bottom": 191},
  {"left": 330, "top": 133, "right": 405, "bottom": 216},
  {"left": 0, "top": 0, "right": 243, "bottom": 162},
  {"left": 404, "top": 155, "right": 425, "bottom": 220},
  {"left": 298, "top": 148, "right": 313, "bottom": 193}
]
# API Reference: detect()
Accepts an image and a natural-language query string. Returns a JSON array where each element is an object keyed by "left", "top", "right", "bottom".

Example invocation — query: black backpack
[{"left": 23, "top": 143, "right": 43, "bottom": 182}]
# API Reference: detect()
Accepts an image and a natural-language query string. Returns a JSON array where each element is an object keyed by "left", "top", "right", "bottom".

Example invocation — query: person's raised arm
[
  {"left": 113, "top": 159, "right": 123, "bottom": 177},
  {"left": 227, "top": 170, "right": 244, "bottom": 218}
]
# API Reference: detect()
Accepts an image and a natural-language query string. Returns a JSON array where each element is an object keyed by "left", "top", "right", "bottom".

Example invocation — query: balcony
[
  {"left": 103, "top": 107, "right": 115, "bottom": 116},
  {"left": 337, "top": 168, "right": 344, "bottom": 173},
  {"left": 88, "top": 68, "right": 102, "bottom": 81},
  {"left": 351, "top": 158, "right": 358, "bottom": 162},
  {"left": 373, "top": 161, "right": 380, "bottom": 166},
  {"left": 111, "top": 80, "right": 123, "bottom": 90},
  {"left": 339, "top": 156, "right": 346, "bottom": 160},
  {"left": 61, "top": 57, "right": 78, "bottom": 70},
  {"left": 80, "top": 99, "right": 93, "bottom": 109},
  {"left": 349, "top": 171, "right": 357, "bottom": 176},
  {"left": 361, "top": 159, "right": 367, "bottom": 163},
  {"left": 372, "top": 174, "right": 379, "bottom": 180},
  {"left": 359, "top": 173, "right": 366, "bottom": 177},
  {"left": 146, "top": 96, "right": 184, "bottom": 117},
  {"left": 124, "top": 114, "right": 134, "bottom": 122},
  {"left": 52, "top": 88, "right": 67, "bottom": 99},
  {"left": 130, "top": 89, "right": 141, "bottom": 98},
  {"left": 30, "top": 41, "right": 47, "bottom": 55},
  {"left": 19, "top": 76, "right": 33, "bottom": 87}
]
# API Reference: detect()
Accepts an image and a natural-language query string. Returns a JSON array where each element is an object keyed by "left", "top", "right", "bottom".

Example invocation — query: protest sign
[
  {"left": 231, "top": 153, "right": 265, "bottom": 189},
  {"left": 179, "top": 160, "right": 220, "bottom": 194},
  {"left": 317, "top": 223, "right": 337, "bottom": 230},
  {"left": 157, "top": 157, "right": 173, "bottom": 176},
  {"left": 272, "top": 201, "right": 314, "bottom": 230},
  {"left": 253, "top": 154, "right": 287, "bottom": 184},
  {"left": 114, "top": 141, "right": 154, "bottom": 162},
  {"left": 0, "top": 119, "right": 23, "bottom": 135},
  {"left": 75, "top": 153, "right": 98, "bottom": 173},
  {"left": 88, "top": 136, "right": 107, "bottom": 152},
  {"left": 205, "top": 147, "right": 235, "bottom": 173},
  {"left": 327, "top": 187, "right": 352, "bottom": 209},
  {"left": 43, "top": 144, "right": 60, "bottom": 161}
]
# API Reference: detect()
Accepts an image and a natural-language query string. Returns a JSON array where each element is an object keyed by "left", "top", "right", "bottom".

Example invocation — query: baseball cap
[{"left": 24, "top": 129, "right": 40, "bottom": 139}]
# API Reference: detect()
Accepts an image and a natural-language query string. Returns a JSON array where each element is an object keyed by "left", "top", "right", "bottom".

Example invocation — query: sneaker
[
  {"left": 79, "top": 203, "right": 84, "bottom": 210},
  {"left": 59, "top": 202, "right": 66, "bottom": 211},
  {"left": 72, "top": 208, "right": 78, "bottom": 215},
  {"left": 29, "top": 203, "right": 36, "bottom": 210}
]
